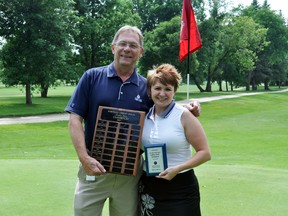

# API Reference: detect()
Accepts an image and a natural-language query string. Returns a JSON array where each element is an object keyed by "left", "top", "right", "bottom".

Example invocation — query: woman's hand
[{"left": 156, "top": 166, "right": 180, "bottom": 181}]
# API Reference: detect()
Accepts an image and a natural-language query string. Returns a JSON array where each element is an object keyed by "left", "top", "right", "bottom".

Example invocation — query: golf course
[{"left": 0, "top": 85, "right": 287, "bottom": 216}]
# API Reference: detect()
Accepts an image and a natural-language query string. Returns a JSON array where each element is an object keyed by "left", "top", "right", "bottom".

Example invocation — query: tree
[
  {"left": 193, "top": 0, "right": 269, "bottom": 92},
  {"left": 0, "top": 0, "right": 75, "bottom": 103},
  {"left": 139, "top": 17, "right": 190, "bottom": 77},
  {"left": 242, "top": 2, "right": 288, "bottom": 90},
  {"left": 220, "top": 16, "right": 268, "bottom": 91},
  {"left": 195, "top": 0, "right": 227, "bottom": 92},
  {"left": 72, "top": 0, "right": 141, "bottom": 72},
  {"left": 193, "top": 0, "right": 207, "bottom": 22},
  {"left": 132, "top": 0, "right": 182, "bottom": 33},
  {"left": 251, "top": 0, "right": 260, "bottom": 9}
]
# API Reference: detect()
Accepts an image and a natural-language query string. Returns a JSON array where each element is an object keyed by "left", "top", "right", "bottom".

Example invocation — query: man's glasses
[{"left": 115, "top": 41, "right": 141, "bottom": 50}]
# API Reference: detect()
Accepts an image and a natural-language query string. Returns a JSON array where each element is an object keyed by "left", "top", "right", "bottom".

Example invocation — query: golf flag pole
[{"left": 179, "top": 0, "right": 202, "bottom": 99}]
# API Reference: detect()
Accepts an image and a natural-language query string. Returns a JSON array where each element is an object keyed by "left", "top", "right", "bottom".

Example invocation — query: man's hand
[
  {"left": 81, "top": 155, "right": 107, "bottom": 176},
  {"left": 184, "top": 100, "right": 201, "bottom": 117}
]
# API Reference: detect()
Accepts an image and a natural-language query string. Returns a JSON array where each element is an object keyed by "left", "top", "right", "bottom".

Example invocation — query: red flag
[{"left": 179, "top": 0, "right": 202, "bottom": 62}]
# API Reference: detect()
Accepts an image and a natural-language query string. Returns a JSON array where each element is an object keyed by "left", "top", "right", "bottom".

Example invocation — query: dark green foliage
[
  {"left": 0, "top": 0, "right": 287, "bottom": 102},
  {"left": 0, "top": 0, "right": 75, "bottom": 103}
]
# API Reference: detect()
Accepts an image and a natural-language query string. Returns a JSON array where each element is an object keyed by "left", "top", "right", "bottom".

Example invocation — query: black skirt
[{"left": 139, "top": 169, "right": 201, "bottom": 216}]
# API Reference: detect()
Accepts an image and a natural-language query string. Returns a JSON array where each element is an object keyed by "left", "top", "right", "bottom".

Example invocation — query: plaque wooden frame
[{"left": 91, "top": 106, "right": 145, "bottom": 176}]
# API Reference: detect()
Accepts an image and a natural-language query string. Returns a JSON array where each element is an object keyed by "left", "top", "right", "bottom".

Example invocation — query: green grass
[
  {"left": 200, "top": 93, "right": 288, "bottom": 168},
  {"left": 0, "top": 159, "right": 78, "bottom": 216},
  {"left": 0, "top": 86, "right": 288, "bottom": 215},
  {"left": 197, "top": 92, "right": 288, "bottom": 215},
  {"left": 0, "top": 122, "right": 76, "bottom": 159},
  {"left": 0, "top": 86, "right": 75, "bottom": 117},
  {"left": 198, "top": 164, "right": 288, "bottom": 216},
  {"left": 0, "top": 84, "right": 286, "bottom": 117}
]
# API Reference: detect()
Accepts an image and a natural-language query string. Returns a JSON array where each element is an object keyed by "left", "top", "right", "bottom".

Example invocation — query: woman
[{"left": 139, "top": 63, "right": 211, "bottom": 216}]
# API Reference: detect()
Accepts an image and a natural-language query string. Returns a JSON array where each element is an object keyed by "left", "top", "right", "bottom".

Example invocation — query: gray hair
[{"left": 112, "top": 25, "right": 144, "bottom": 47}]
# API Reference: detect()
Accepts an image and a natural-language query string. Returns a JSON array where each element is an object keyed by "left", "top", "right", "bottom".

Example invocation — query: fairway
[
  {"left": 198, "top": 165, "right": 288, "bottom": 215},
  {"left": 0, "top": 160, "right": 78, "bottom": 216},
  {"left": 0, "top": 91, "right": 287, "bottom": 215}
]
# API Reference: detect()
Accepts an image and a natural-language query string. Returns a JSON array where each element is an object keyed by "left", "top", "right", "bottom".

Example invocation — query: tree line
[{"left": 0, "top": 0, "right": 287, "bottom": 104}]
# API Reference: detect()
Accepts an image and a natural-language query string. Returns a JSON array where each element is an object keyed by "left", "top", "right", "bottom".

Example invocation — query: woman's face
[{"left": 150, "top": 80, "right": 175, "bottom": 112}]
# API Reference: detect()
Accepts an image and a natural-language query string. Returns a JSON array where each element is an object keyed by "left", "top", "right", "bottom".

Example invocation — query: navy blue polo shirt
[{"left": 65, "top": 62, "right": 153, "bottom": 150}]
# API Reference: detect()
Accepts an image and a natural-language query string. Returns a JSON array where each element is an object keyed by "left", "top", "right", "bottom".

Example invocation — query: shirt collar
[
  {"left": 147, "top": 100, "right": 176, "bottom": 119},
  {"left": 107, "top": 62, "right": 140, "bottom": 86}
]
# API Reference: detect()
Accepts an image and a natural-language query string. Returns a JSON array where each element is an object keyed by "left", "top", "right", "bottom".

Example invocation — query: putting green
[
  {"left": 197, "top": 164, "right": 288, "bottom": 215},
  {"left": 1, "top": 160, "right": 287, "bottom": 216}
]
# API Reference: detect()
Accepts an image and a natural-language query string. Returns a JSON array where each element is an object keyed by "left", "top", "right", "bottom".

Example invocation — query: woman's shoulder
[{"left": 173, "top": 103, "right": 188, "bottom": 115}]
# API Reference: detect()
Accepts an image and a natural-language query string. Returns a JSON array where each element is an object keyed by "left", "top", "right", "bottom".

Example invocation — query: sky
[{"left": 231, "top": 0, "right": 288, "bottom": 19}]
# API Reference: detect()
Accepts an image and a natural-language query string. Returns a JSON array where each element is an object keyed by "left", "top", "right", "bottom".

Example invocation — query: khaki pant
[{"left": 74, "top": 159, "right": 143, "bottom": 216}]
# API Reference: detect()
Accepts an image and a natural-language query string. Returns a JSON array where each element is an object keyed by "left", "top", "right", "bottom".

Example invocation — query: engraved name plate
[{"left": 91, "top": 106, "right": 145, "bottom": 176}]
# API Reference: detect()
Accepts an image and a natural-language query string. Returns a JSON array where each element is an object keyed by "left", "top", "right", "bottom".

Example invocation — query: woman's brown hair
[{"left": 147, "top": 63, "right": 182, "bottom": 96}]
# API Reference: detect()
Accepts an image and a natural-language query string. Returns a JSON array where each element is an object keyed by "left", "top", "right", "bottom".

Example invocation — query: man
[{"left": 65, "top": 25, "right": 200, "bottom": 216}]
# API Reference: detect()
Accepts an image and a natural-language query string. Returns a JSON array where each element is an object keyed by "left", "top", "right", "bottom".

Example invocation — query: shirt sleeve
[{"left": 64, "top": 71, "right": 91, "bottom": 119}]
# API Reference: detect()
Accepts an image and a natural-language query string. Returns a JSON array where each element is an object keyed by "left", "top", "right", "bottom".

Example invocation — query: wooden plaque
[{"left": 91, "top": 106, "right": 145, "bottom": 176}]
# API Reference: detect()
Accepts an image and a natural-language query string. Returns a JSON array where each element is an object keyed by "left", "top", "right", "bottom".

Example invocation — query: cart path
[
  {"left": 177, "top": 88, "right": 288, "bottom": 105},
  {"left": 1, "top": 88, "right": 287, "bottom": 125}
]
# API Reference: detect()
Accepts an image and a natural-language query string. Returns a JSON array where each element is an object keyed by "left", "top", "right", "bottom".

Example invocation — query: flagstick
[
  {"left": 187, "top": 73, "right": 190, "bottom": 100},
  {"left": 186, "top": 53, "right": 190, "bottom": 100},
  {"left": 186, "top": 51, "right": 190, "bottom": 100},
  {"left": 186, "top": 1, "right": 191, "bottom": 100}
]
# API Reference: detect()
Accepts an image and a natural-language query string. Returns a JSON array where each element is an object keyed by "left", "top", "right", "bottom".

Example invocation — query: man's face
[{"left": 112, "top": 31, "right": 144, "bottom": 70}]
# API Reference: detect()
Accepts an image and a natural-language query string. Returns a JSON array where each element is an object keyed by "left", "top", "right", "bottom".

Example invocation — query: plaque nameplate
[
  {"left": 144, "top": 144, "right": 168, "bottom": 176},
  {"left": 91, "top": 106, "right": 145, "bottom": 176}
]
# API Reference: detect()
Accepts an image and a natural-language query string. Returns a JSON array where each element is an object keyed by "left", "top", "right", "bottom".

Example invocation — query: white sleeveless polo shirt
[{"left": 141, "top": 102, "right": 192, "bottom": 172}]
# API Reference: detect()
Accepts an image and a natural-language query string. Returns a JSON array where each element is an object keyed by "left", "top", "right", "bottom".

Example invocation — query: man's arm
[{"left": 68, "top": 113, "right": 106, "bottom": 176}]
